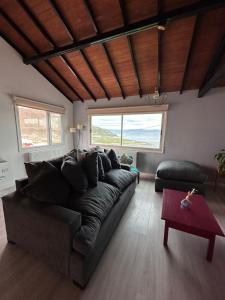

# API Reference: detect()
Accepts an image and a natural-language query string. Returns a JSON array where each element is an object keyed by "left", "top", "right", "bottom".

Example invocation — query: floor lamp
[{"left": 69, "top": 124, "right": 84, "bottom": 156}]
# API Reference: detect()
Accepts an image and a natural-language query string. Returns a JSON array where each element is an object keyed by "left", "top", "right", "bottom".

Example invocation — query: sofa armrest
[
  {"left": 2, "top": 191, "right": 81, "bottom": 274},
  {"left": 120, "top": 164, "right": 131, "bottom": 171},
  {"left": 15, "top": 178, "right": 28, "bottom": 191},
  {"left": 42, "top": 204, "right": 81, "bottom": 235}
]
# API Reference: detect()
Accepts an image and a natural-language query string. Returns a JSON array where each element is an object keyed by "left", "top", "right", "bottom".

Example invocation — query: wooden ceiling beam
[
  {"left": 84, "top": 0, "right": 125, "bottom": 99},
  {"left": 18, "top": 0, "right": 95, "bottom": 101},
  {"left": 83, "top": 0, "right": 99, "bottom": 34},
  {"left": 0, "top": 30, "right": 24, "bottom": 57},
  {"left": 157, "top": 30, "right": 162, "bottom": 96},
  {"left": 198, "top": 30, "right": 225, "bottom": 97},
  {"left": 48, "top": 0, "right": 74, "bottom": 41},
  {"left": 198, "top": 63, "right": 225, "bottom": 97},
  {"left": 33, "top": 65, "right": 75, "bottom": 102},
  {"left": 102, "top": 43, "right": 125, "bottom": 99},
  {"left": 24, "top": 0, "right": 225, "bottom": 65},
  {"left": 119, "top": 0, "right": 142, "bottom": 97},
  {"left": 157, "top": 0, "right": 162, "bottom": 96},
  {"left": 0, "top": 8, "right": 79, "bottom": 102},
  {"left": 46, "top": 60, "right": 83, "bottom": 101},
  {"left": 79, "top": 50, "right": 110, "bottom": 99},
  {"left": 18, "top": 0, "right": 55, "bottom": 48},
  {"left": 0, "top": 31, "right": 74, "bottom": 103},
  {"left": 198, "top": 30, "right": 225, "bottom": 96},
  {"left": 180, "top": 16, "right": 200, "bottom": 94},
  {"left": 48, "top": 0, "right": 110, "bottom": 100}
]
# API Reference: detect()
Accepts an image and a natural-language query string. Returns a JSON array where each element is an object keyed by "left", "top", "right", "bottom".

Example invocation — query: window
[
  {"left": 122, "top": 114, "right": 162, "bottom": 149},
  {"left": 15, "top": 102, "right": 64, "bottom": 150},
  {"left": 17, "top": 106, "right": 49, "bottom": 148},
  {"left": 91, "top": 115, "right": 122, "bottom": 146},
  {"left": 50, "top": 112, "right": 62, "bottom": 144},
  {"left": 90, "top": 108, "right": 167, "bottom": 151}
]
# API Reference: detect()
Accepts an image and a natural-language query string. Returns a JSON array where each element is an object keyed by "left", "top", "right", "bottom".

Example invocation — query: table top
[{"left": 161, "top": 189, "right": 224, "bottom": 237}]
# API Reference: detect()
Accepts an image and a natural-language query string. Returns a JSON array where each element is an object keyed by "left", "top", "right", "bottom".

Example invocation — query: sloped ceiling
[{"left": 0, "top": 0, "right": 225, "bottom": 102}]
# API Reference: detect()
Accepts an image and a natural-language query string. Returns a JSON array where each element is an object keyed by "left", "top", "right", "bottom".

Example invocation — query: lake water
[{"left": 110, "top": 129, "right": 161, "bottom": 144}]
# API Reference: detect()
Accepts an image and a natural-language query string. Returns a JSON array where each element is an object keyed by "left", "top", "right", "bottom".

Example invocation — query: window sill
[
  {"left": 89, "top": 144, "right": 164, "bottom": 154},
  {"left": 19, "top": 144, "right": 65, "bottom": 153}
]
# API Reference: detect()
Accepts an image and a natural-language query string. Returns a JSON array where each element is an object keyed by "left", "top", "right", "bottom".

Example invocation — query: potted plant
[
  {"left": 119, "top": 154, "right": 134, "bottom": 165},
  {"left": 215, "top": 149, "right": 225, "bottom": 176}
]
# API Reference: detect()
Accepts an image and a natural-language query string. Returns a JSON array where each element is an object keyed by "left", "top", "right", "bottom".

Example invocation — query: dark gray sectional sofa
[{"left": 2, "top": 155, "right": 137, "bottom": 287}]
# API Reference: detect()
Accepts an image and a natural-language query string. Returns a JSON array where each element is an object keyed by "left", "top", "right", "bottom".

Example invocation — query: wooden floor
[{"left": 0, "top": 180, "right": 225, "bottom": 300}]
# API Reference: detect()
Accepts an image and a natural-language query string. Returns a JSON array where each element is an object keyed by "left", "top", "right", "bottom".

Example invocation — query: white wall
[
  {"left": 0, "top": 38, "right": 74, "bottom": 188},
  {"left": 74, "top": 88, "right": 225, "bottom": 178}
]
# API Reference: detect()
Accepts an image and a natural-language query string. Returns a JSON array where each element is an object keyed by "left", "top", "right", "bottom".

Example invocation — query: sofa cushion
[
  {"left": 104, "top": 169, "right": 136, "bottom": 192},
  {"left": 24, "top": 161, "right": 42, "bottom": 182},
  {"left": 98, "top": 152, "right": 112, "bottom": 173},
  {"left": 69, "top": 181, "right": 120, "bottom": 222},
  {"left": 82, "top": 152, "right": 98, "bottom": 187},
  {"left": 48, "top": 156, "right": 63, "bottom": 170},
  {"left": 156, "top": 160, "right": 207, "bottom": 183},
  {"left": 66, "top": 149, "right": 87, "bottom": 161},
  {"left": 107, "top": 149, "right": 121, "bottom": 169},
  {"left": 23, "top": 161, "right": 70, "bottom": 205},
  {"left": 97, "top": 155, "right": 105, "bottom": 181},
  {"left": 69, "top": 181, "right": 120, "bottom": 255},
  {"left": 61, "top": 157, "right": 88, "bottom": 193},
  {"left": 25, "top": 156, "right": 63, "bottom": 181},
  {"left": 90, "top": 146, "right": 105, "bottom": 153}
]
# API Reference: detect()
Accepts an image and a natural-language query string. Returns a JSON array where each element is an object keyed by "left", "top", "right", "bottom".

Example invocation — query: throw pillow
[
  {"left": 90, "top": 146, "right": 104, "bottom": 153},
  {"left": 82, "top": 152, "right": 99, "bottom": 187},
  {"left": 61, "top": 157, "right": 88, "bottom": 193},
  {"left": 97, "top": 155, "right": 105, "bottom": 181},
  {"left": 48, "top": 156, "right": 63, "bottom": 170},
  {"left": 23, "top": 161, "right": 70, "bottom": 205},
  {"left": 98, "top": 152, "right": 112, "bottom": 173},
  {"left": 66, "top": 149, "right": 87, "bottom": 161},
  {"left": 25, "top": 157, "right": 64, "bottom": 181},
  {"left": 24, "top": 161, "right": 42, "bottom": 182},
  {"left": 107, "top": 149, "right": 121, "bottom": 169}
]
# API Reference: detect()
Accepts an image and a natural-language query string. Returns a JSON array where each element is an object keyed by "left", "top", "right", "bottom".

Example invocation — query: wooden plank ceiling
[{"left": 0, "top": 0, "right": 225, "bottom": 102}]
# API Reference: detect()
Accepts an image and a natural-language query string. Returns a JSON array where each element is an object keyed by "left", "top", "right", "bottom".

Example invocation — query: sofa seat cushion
[
  {"left": 156, "top": 160, "right": 207, "bottom": 183},
  {"left": 69, "top": 181, "right": 120, "bottom": 222},
  {"left": 69, "top": 181, "right": 120, "bottom": 255},
  {"left": 104, "top": 169, "right": 136, "bottom": 192}
]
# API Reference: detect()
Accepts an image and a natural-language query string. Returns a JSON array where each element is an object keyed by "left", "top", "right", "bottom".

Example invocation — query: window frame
[
  {"left": 49, "top": 112, "right": 63, "bottom": 146},
  {"left": 15, "top": 105, "right": 64, "bottom": 152},
  {"left": 88, "top": 107, "right": 168, "bottom": 153}
]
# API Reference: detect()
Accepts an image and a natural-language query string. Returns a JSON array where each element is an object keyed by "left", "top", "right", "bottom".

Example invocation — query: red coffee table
[{"left": 161, "top": 189, "right": 224, "bottom": 262}]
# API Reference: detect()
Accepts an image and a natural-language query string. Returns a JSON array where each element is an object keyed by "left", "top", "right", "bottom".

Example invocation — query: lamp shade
[
  {"left": 76, "top": 124, "right": 83, "bottom": 130},
  {"left": 69, "top": 127, "right": 76, "bottom": 133}
]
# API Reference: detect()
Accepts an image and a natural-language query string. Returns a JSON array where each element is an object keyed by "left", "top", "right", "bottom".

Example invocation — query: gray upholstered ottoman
[{"left": 155, "top": 160, "right": 208, "bottom": 194}]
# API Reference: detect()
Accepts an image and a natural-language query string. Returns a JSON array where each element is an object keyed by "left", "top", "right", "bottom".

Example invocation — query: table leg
[
  {"left": 163, "top": 221, "right": 169, "bottom": 247},
  {"left": 206, "top": 235, "right": 215, "bottom": 262}
]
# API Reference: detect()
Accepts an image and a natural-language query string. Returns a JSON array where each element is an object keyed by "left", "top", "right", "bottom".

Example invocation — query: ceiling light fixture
[
  {"left": 145, "top": 87, "right": 168, "bottom": 104},
  {"left": 157, "top": 25, "right": 166, "bottom": 31}
]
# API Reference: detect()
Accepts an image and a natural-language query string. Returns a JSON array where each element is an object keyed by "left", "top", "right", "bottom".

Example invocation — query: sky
[{"left": 92, "top": 114, "right": 162, "bottom": 130}]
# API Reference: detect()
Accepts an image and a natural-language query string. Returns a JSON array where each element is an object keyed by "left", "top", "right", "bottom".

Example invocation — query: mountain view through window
[{"left": 91, "top": 113, "right": 163, "bottom": 149}]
